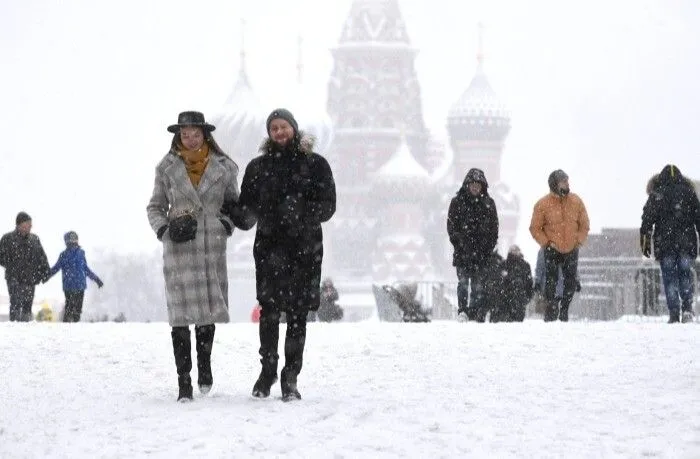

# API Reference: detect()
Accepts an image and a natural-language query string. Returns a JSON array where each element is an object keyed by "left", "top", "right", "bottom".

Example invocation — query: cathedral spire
[
  {"left": 296, "top": 34, "right": 303, "bottom": 85},
  {"left": 238, "top": 18, "right": 250, "bottom": 86}
]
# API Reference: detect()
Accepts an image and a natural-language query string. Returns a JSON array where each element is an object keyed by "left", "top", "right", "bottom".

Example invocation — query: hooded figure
[
  {"left": 446, "top": 168, "right": 499, "bottom": 321},
  {"left": 491, "top": 245, "right": 534, "bottom": 322},
  {"left": 640, "top": 164, "right": 700, "bottom": 323},
  {"left": 223, "top": 108, "right": 336, "bottom": 401}
]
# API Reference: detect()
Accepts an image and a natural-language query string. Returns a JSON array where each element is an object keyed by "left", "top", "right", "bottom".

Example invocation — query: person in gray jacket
[{"left": 147, "top": 111, "right": 239, "bottom": 402}]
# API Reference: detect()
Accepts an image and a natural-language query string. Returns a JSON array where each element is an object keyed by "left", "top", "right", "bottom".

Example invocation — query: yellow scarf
[{"left": 177, "top": 143, "right": 210, "bottom": 187}]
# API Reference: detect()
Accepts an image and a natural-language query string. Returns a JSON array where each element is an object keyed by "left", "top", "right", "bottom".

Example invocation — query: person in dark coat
[
  {"left": 43, "top": 231, "right": 104, "bottom": 322},
  {"left": 492, "top": 245, "right": 533, "bottom": 322},
  {"left": 223, "top": 108, "right": 336, "bottom": 401},
  {"left": 147, "top": 111, "right": 240, "bottom": 401},
  {"left": 317, "top": 278, "right": 343, "bottom": 322},
  {"left": 0, "top": 212, "right": 50, "bottom": 321},
  {"left": 446, "top": 168, "right": 499, "bottom": 322},
  {"left": 640, "top": 164, "right": 700, "bottom": 323}
]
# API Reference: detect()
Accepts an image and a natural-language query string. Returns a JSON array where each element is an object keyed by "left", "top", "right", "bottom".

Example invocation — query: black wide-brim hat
[{"left": 167, "top": 111, "right": 216, "bottom": 133}]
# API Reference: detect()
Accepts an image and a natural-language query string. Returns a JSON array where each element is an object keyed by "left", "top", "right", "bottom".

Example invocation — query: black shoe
[
  {"left": 681, "top": 311, "right": 694, "bottom": 323},
  {"left": 280, "top": 368, "right": 301, "bottom": 402},
  {"left": 252, "top": 371, "right": 278, "bottom": 398},
  {"left": 177, "top": 375, "right": 193, "bottom": 402},
  {"left": 668, "top": 311, "right": 680, "bottom": 323}
]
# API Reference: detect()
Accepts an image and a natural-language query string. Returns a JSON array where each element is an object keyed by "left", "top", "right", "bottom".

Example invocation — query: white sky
[{"left": 1, "top": 0, "right": 699, "bottom": 285}]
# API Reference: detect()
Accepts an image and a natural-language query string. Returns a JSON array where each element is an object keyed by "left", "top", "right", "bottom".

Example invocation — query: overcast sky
[{"left": 1, "top": 0, "right": 699, "bottom": 297}]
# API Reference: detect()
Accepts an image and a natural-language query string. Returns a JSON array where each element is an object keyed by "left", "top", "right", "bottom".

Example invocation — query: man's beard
[{"left": 559, "top": 187, "right": 570, "bottom": 196}]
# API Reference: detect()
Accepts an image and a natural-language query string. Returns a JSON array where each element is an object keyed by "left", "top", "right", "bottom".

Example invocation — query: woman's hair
[{"left": 169, "top": 128, "right": 226, "bottom": 156}]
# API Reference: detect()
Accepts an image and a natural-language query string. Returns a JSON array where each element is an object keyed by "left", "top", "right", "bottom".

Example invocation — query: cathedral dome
[
  {"left": 371, "top": 134, "right": 430, "bottom": 202},
  {"left": 210, "top": 44, "right": 267, "bottom": 166}
]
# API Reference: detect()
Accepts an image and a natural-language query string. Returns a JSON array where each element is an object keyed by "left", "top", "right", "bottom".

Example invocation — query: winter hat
[
  {"left": 15, "top": 211, "right": 31, "bottom": 226},
  {"left": 64, "top": 231, "right": 79, "bottom": 244},
  {"left": 548, "top": 169, "right": 569, "bottom": 193},
  {"left": 508, "top": 245, "right": 522, "bottom": 257},
  {"left": 266, "top": 108, "right": 298, "bottom": 135},
  {"left": 463, "top": 168, "right": 488, "bottom": 189},
  {"left": 167, "top": 111, "right": 215, "bottom": 133}
]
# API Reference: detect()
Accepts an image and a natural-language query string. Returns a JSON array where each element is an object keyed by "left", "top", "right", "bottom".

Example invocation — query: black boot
[
  {"left": 281, "top": 312, "right": 306, "bottom": 402},
  {"left": 668, "top": 310, "right": 680, "bottom": 323},
  {"left": 559, "top": 303, "right": 570, "bottom": 322},
  {"left": 544, "top": 300, "right": 559, "bottom": 322},
  {"left": 195, "top": 324, "right": 215, "bottom": 394},
  {"left": 172, "top": 326, "right": 193, "bottom": 402},
  {"left": 252, "top": 309, "right": 280, "bottom": 398}
]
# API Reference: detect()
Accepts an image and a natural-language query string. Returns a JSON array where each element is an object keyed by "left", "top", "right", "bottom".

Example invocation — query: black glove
[
  {"left": 156, "top": 225, "right": 168, "bottom": 241},
  {"left": 96, "top": 279, "right": 104, "bottom": 288},
  {"left": 640, "top": 234, "right": 651, "bottom": 258},
  {"left": 169, "top": 214, "right": 198, "bottom": 243},
  {"left": 221, "top": 200, "right": 256, "bottom": 230},
  {"left": 545, "top": 243, "right": 559, "bottom": 256},
  {"left": 219, "top": 219, "right": 233, "bottom": 236},
  {"left": 575, "top": 280, "right": 582, "bottom": 292}
]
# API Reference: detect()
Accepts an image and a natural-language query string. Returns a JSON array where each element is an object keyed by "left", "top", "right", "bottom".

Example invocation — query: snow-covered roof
[
  {"left": 375, "top": 135, "right": 430, "bottom": 182},
  {"left": 448, "top": 65, "right": 510, "bottom": 123}
]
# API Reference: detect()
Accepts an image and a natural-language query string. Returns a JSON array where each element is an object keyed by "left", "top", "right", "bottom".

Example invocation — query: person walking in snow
[
  {"left": 491, "top": 245, "right": 533, "bottom": 322},
  {"left": 0, "top": 212, "right": 50, "bottom": 322},
  {"left": 640, "top": 164, "right": 700, "bottom": 323},
  {"left": 530, "top": 169, "right": 590, "bottom": 322},
  {"left": 446, "top": 168, "right": 499, "bottom": 322},
  {"left": 222, "top": 108, "right": 336, "bottom": 401},
  {"left": 43, "top": 231, "right": 103, "bottom": 322},
  {"left": 147, "top": 111, "right": 240, "bottom": 402}
]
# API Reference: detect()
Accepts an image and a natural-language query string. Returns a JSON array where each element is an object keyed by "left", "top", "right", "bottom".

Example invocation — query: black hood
[
  {"left": 657, "top": 164, "right": 683, "bottom": 186},
  {"left": 460, "top": 168, "right": 489, "bottom": 194}
]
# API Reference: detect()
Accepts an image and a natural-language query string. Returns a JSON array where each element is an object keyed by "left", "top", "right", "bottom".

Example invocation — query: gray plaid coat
[{"left": 147, "top": 150, "right": 239, "bottom": 326}]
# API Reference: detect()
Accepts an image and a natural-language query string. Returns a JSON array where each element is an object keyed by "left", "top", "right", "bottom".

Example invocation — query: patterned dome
[
  {"left": 447, "top": 65, "right": 511, "bottom": 130},
  {"left": 210, "top": 63, "right": 268, "bottom": 166}
]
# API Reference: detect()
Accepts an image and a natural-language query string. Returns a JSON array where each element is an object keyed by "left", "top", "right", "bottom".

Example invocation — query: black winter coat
[
  {"left": 230, "top": 134, "right": 336, "bottom": 313},
  {"left": 0, "top": 230, "right": 50, "bottom": 285},
  {"left": 499, "top": 253, "right": 534, "bottom": 317},
  {"left": 447, "top": 188, "right": 499, "bottom": 270},
  {"left": 641, "top": 165, "right": 700, "bottom": 260}
]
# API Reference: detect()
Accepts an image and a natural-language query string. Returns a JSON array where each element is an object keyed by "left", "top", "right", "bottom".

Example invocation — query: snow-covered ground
[{"left": 1, "top": 319, "right": 699, "bottom": 458}]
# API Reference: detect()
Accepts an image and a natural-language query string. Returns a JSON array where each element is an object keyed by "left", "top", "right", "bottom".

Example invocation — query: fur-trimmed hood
[
  {"left": 647, "top": 166, "right": 696, "bottom": 195},
  {"left": 258, "top": 132, "right": 316, "bottom": 156}
]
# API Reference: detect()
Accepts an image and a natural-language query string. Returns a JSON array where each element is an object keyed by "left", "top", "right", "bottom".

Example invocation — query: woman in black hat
[
  {"left": 147, "top": 111, "right": 240, "bottom": 401},
  {"left": 223, "top": 108, "right": 336, "bottom": 401}
]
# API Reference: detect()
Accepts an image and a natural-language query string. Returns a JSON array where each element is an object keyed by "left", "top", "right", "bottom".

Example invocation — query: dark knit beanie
[
  {"left": 548, "top": 169, "right": 569, "bottom": 193},
  {"left": 266, "top": 108, "right": 298, "bottom": 135},
  {"left": 16, "top": 211, "right": 31, "bottom": 226}
]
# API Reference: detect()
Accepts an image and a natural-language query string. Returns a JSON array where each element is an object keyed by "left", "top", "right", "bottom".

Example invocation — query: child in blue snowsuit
[{"left": 44, "top": 231, "right": 103, "bottom": 322}]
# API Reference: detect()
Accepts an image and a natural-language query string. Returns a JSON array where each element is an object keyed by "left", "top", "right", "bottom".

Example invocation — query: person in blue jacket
[{"left": 44, "top": 231, "right": 104, "bottom": 322}]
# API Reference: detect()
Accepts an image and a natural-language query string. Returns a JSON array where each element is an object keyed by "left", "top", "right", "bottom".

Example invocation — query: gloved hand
[
  {"left": 545, "top": 243, "right": 559, "bottom": 256},
  {"left": 640, "top": 234, "right": 651, "bottom": 258},
  {"left": 169, "top": 214, "right": 198, "bottom": 243},
  {"left": 575, "top": 280, "right": 582, "bottom": 292},
  {"left": 219, "top": 219, "right": 233, "bottom": 236},
  {"left": 97, "top": 280, "right": 104, "bottom": 289}
]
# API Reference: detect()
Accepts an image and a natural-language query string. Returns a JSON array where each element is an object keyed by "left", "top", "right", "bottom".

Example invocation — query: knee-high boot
[
  {"left": 171, "top": 326, "right": 193, "bottom": 402},
  {"left": 195, "top": 324, "right": 215, "bottom": 394},
  {"left": 252, "top": 308, "right": 280, "bottom": 398}
]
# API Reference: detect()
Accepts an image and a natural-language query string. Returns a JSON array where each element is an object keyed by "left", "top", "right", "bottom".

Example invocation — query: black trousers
[
  {"left": 544, "top": 248, "right": 579, "bottom": 321},
  {"left": 258, "top": 307, "right": 307, "bottom": 376},
  {"left": 7, "top": 279, "right": 35, "bottom": 322},
  {"left": 63, "top": 290, "right": 85, "bottom": 322}
]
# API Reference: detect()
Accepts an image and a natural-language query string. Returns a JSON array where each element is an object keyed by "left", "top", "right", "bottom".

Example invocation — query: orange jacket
[{"left": 529, "top": 192, "right": 590, "bottom": 254}]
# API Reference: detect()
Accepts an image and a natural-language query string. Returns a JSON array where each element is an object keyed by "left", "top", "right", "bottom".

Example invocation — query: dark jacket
[
  {"left": 641, "top": 165, "right": 700, "bottom": 260},
  {"left": 46, "top": 245, "right": 103, "bottom": 291},
  {"left": 230, "top": 133, "right": 336, "bottom": 313},
  {"left": 0, "top": 230, "right": 50, "bottom": 285},
  {"left": 318, "top": 283, "right": 343, "bottom": 322},
  {"left": 499, "top": 252, "right": 534, "bottom": 320},
  {"left": 446, "top": 178, "right": 499, "bottom": 270}
]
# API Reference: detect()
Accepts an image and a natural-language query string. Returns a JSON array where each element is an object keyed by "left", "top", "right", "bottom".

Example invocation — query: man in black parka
[
  {"left": 447, "top": 168, "right": 499, "bottom": 322},
  {"left": 640, "top": 164, "right": 700, "bottom": 323},
  {"left": 0, "top": 212, "right": 50, "bottom": 321},
  {"left": 224, "top": 108, "right": 336, "bottom": 400}
]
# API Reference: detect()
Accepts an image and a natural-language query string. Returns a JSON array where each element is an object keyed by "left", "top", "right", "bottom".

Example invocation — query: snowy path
[{"left": 1, "top": 320, "right": 699, "bottom": 458}]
